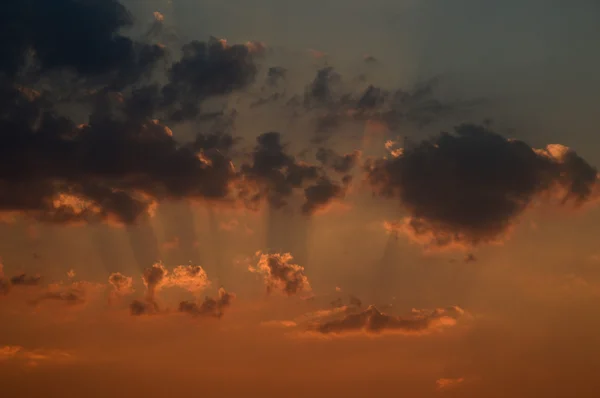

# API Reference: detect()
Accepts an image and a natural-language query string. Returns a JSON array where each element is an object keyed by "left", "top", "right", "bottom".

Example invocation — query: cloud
[
  {"left": 166, "top": 265, "right": 210, "bottom": 294},
  {"left": 315, "top": 148, "right": 361, "bottom": 174},
  {"left": 0, "top": 345, "right": 74, "bottom": 367},
  {"left": 308, "top": 305, "right": 465, "bottom": 336},
  {"left": 178, "top": 288, "right": 235, "bottom": 319},
  {"left": 28, "top": 280, "right": 105, "bottom": 308},
  {"left": 9, "top": 274, "right": 42, "bottom": 287},
  {"left": 240, "top": 132, "right": 320, "bottom": 209},
  {"left": 239, "top": 132, "right": 351, "bottom": 214},
  {"left": 30, "top": 284, "right": 90, "bottom": 307},
  {"left": 129, "top": 299, "right": 158, "bottom": 316},
  {"left": 108, "top": 272, "right": 135, "bottom": 301},
  {"left": 249, "top": 252, "right": 310, "bottom": 296},
  {"left": 131, "top": 263, "right": 212, "bottom": 315},
  {"left": 0, "top": 1, "right": 260, "bottom": 227},
  {"left": 0, "top": 0, "right": 164, "bottom": 85},
  {"left": 464, "top": 253, "right": 477, "bottom": 263},
  {"left": 261, "top": 320, "right": 298, "bottom": 328},
  {"left": 0, "top": 264, "right": 42, "bottom": 295},
  {"left": 162, "top": 37, "right": 259, "bottom": 121},
  {"left": 142, "top": 263, "right": 168, "bottom": 303},
  {"left": 302, "top": 176, "right": 351, "bottom": 215},
  {"left": 436, "top": 377, "right": 465, "bottom": 391},
  {"left": 367, "top": 124, "right": 598, "bottom": 248},
  {"left": 0, "top": 81, "right": 241, "bottom": 225}
]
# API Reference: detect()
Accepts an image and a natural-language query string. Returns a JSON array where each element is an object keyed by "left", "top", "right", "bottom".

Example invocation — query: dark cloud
[
  {"left": 349, "top": 295, "right": 363, "bottom": 308},
  {"left": 142, "top": 263, "right": 167, "bottom": 303},
  {"left": 0, "top": 0, "right": 262, "bottom": 227},
  {"left": 162, "top": 38, "right": 259, "bottom": 121},
  {"left": 249, "top": 252, "right": 310, "bottom": 296},
  {"left": 266, "top": 66, "right": 287, "bottom": 87},
  {"left": 276, "top": 70, "right": 469, "bottom": 144},
  {"left": 30, "top": 282, "right": 93, "bottom": 306},
  {"left": 311, "top": 305, "right": 464, "bottom": 335},
  {"left": 178, "top": 288, "right": 235, "bottom": 319},
  {"left": 464, "top": 253, "right": 477, "bottom": 263},
  {"left": 130, "top": 299, "right": 158, "bottom": 316},
  {"left": 240, "top": 132, "right": 350, "bottom": 214},
  {"left": 9, "top": 274, "right": 42, "bottom": 286},
  {"left": 0, "top": 81, "right": 239, "bottom": 225},
  {"left": 330, "top": 297, "right": 344, "bottom": 308},
  {"left": 240, "top": 132, "right": 319, "bottom": 209},
  {"left": 366, "top": 124, "right": 598, "bottom": 248},
  {"left": 0, "top": 280, "right": 9, "bottom": 295},
  {"left": 0, "top": 265, "right": 42, "bottom": 295},
  {"left": 0, "top": 0, "right": 478, "bottom": 228},
  {"left": 315, "top": 148, "right": 361, "bottom": 174},
  {"left": 363, "top": 55, "right": 378, "bottom": 65},
  {"left": 303, "top": 67, "right": 342, "bottom": 108},
  {"left": 331, "top": 295, "right": 362, "bottom": 309},
  {"left": 1, "top": 0, "right": 164, "bottom": 87},
  {"left": 302, "top": 176, "right": 350, "bottom": 215}
]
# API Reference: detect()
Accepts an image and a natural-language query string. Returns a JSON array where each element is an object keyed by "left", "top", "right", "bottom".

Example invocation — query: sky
[{"left": 1, "top": 1, "right": 600, "bottom": 397}]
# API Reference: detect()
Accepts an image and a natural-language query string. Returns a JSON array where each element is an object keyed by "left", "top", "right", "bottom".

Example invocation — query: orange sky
[{"left": 2, "top": 1, "right": 600, "bottom": 397}]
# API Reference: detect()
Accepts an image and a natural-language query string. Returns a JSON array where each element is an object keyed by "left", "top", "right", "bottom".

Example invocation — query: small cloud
[
  {"left": 153, "top": 11, "right": 165, "bottom": 22},
  {"left": 162, "top": 236, "right": 180, "bottom": 251},
  {"left": 219, "top": 219, "right": 239, "bottom": 231},
  {"left": 261, "top": 320, "right": 298, "bottom": 328},
  {"left": 130, "top": 299, "right": 159, "bottom": 316},
  {"left": 249, "top": 252, "right": 310, "bottom": 296},
  {"left": 10, "top": 273, "right": 42, "bottom": 286},
  {"left": 464, "top": 253, "right": 477, "bottom": 263},
  {"left": 308, "top": 49, "right": 327, "bottom": 59},
  {"left": 436, "top": 377, "right": 465, "bottom": 391}
]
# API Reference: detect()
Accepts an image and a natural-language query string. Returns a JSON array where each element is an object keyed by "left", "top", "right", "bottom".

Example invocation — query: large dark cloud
[
  {"left": 366, "top": 124, "right": 598, "bottom": 248},
  {"left": 0, "top": 0, "right": 264, "bottom": 226},
  {"left": 0, "top": 82, "right": 239, "bottom": 224},
  {"left": 1, "top": 0, "right": 164, "bottom": 88}
]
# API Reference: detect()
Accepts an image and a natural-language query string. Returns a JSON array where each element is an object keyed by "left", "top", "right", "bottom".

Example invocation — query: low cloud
[
  {"left": 30, "top": 281, "right": 104, "bottom": 307},
  {"left": 261, "top": 320, "right": 298, "bottom": 328},
  {"left": 308, "top": 305, "right": 465, "bottom": 336},
  {"left": 0, "top": 345, "right": 74, "bottom": 367},
  {"left": 178, "top": 288, "right": 235, "bottom": 319},
  {"left": 0, "top": 265, "right": 42, "bottom": 295}
]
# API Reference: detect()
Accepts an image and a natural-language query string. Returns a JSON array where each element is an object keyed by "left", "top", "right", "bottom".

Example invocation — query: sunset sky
[{"left": 2, "top": 1, "right": 600, "bottom": 397}]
